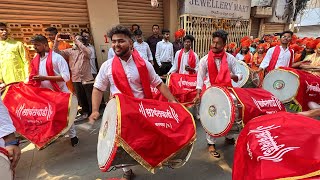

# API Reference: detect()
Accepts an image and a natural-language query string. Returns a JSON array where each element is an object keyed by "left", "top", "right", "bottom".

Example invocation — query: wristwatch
[{"left": 5, "top": 139, "right": 20, "bottom": 146}]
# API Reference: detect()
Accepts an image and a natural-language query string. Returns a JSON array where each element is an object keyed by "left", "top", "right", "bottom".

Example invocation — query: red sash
[
  {"left": 112, "top": 50, "right": 152, "bottom": 99},
  {"left": 2, "top": 82, "right": 71, "bottom": 149},
  {"left": 29, "top": 50, "right": 61, "bottom": 92},
  {"left": 267, "top": 45, "right": 294, "bottom": 73},
  {"left": 207, "top": 50, "right": 232, "bottom": 87},
  {"left": 177, "top": 49, "right": 196, "bottom": 74},
  {"left": 233, "top": 112, "right": 320, "bottom": 180}
]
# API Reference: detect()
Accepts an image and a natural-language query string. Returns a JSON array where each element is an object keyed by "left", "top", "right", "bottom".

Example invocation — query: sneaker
[{"left": 70, "top": 136, "right": 79, "bottom": 147}]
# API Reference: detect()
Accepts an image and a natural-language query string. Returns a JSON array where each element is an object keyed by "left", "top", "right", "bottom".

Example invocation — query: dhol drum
[
  {"left": 199, "top": 86, "right": 285, "bottom": 137},
  {"left": 232, "top": 60, "right": 260, "bottom": 88},
  {"left": 2, "top": 82, "right": 78, "bottom": 149},
  {"left": 97, "top": 94, "right": 195, "bottom": 173},
  {"left": 262, "top": 67, "right": 320, "bottom": 111},
  {"left": 0, "top": 147, "right": 13, "bottom": 180}
]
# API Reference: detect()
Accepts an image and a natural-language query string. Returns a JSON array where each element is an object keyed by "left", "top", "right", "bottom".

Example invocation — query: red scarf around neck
[
  {"left": 207, "top": 50, "right": 232, "bottom": 87},
  {"left": 112, "top": 49, "right": 152, "bottom": 99},
  {"left": 267, "top": 45, "right": 294, "bottom": 73},
  {"left": 29, "top": 50, "right": 61, "bottom": 92},
  {"left": 177, "top": 49, "right": 196, "bottom": 74}
]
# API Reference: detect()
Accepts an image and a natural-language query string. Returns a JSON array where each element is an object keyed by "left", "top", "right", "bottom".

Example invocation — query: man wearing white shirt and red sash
[
  {"left": 168, "top": 35, "right": 199, "bottom": 75},
  {"left": 193, "top": 30, "right": 242, "bottom": 158},
  {"left": 29, "top": 35, "right": 79, "bottom": 147},
  {"left": 0, "top": 98, "right": 20, "bottom": 179},
  {"left": 257, "top": 31, "right": 294, "bottom": 74},
  {"left": 89, "top": 25, "right": 176, "bottom": 180}
]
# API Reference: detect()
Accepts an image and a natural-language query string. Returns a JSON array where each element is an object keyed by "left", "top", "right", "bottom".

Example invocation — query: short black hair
[
  {"left": 45, "top": 27, "right": 58, "bottom": 34},
  {"left": 212, "top": 30, "right": 228, "bottom": 44},
  {"left": 31, "top": 34, "right": 48, "bottom": 44},
  {"left": 280, "top": 30, "right": 293, "bottom": 38},
  {"left": 80, "top": 30, "right": 90, "bottom": 36},
  {"left": 152, "top": 24, "right": 159, "bottom": 29},
  {"left": 0, "top": 22, "right": 6, "bottom": 27},
  {"left": 134, "top": 29, "right": 142, "bottom": 36},
  {"left": 183, "top": 35, "right": 195, "bottom": 43},
  {"left": 162, "top": 29, "right": 170, "bottom": 34},
  {"left": 132, "top": 24, "right": 140, "bottom": 29},
  {"left": 107, "top": 25, "right": 132, "bottom": 40}
]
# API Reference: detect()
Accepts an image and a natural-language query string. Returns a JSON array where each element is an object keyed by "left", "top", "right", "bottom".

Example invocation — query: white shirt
[
  {"left": 94, "top": 55, "right": 162, "bottom": 99},
  {"left": 88, "top": 45, "right": 98, "bottom": 74},
  {"left": 0, "top": 98, "right": 16, "bottom": 148},
  {"left": 38, "top": 52, "right": 70, "bottom": 93},
  {"left": 235, "top": 53, "right": 244, "bottom": 61},
  {"left": 196, "top": 52, "right": 243, "bottom": 89},
  {"left": 155, "top": 40, "right": 174, "bottom": 66},
  {"left": 260, "top": 46, "right": 294, "bottom": 69},
  {"left": 108, "top": 48, "right": 115, "bottom": 60},
  {"left": 133, "top": 41, "right": 153, "bottom": 62},
  {"left": 168, "top": 49, "right": 200, "bottom": 74}
]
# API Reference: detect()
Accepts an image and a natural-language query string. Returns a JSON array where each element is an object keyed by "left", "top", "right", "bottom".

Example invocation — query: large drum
[
  {"left": 0, "top": 148, "right": 12, "bottom": 180},
  {"left": 97, "top": 94, "right": 195, "bottom": 172},
  {"left": 232, "top": 60, "right": 260, "bottom": 88},
  {"left": 262, "top": 67, "right": 320, "bottom": 111},
  {"left": 2, "top": 82, "right": 77, "bottom": 149},
  {"left": 199, "top": 86, "right": 285, "bottom": 137}
]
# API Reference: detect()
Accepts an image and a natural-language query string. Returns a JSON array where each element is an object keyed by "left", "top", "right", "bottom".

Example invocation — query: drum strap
[
  {"left": 112, "top": 49, "right": 152, "bottom": 98},
  {"left": 177, "top": 49, "right": 196, "bottom": 74}
]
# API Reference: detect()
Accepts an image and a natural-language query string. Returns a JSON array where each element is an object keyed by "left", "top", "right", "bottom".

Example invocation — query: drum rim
[
  {"left": 97, "top": 98, "right": 119, "bottom": 172},
  {"left": 232, "top": 60, "right": 250, "bottom": 88},
  {"left": 199, "top": 86, "right": 236, "bottom": 137},
  {"left": 262, "top": 68, "right": 299, "bottom": 103}
]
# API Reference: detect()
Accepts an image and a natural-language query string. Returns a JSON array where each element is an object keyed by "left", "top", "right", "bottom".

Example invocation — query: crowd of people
[{"left": 0, "top": 20, "right": 319, "bottom": 180}]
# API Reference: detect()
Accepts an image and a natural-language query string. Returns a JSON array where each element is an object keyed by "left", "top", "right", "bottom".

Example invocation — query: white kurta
[
  {"left": 259, "top": 46, "right": 294, "bottom": 69},
  {"left": 168, "top": 49, "right": 200, "bottom": 74},
  {"left": 0, "top": 98, "right": 16, "bottom": 147}
]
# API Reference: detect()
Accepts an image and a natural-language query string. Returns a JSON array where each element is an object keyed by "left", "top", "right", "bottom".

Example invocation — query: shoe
[
  {"left": 75, "top": 113, "right": 88, "bottom": 122},
  {"left": 122, "top": 169, "right": 135, "bottom": 180},
  {"left": 70, "top": 136, "right": 79, "bottom": 147},
  {"left": 208, "top": 144, "right": 220, "bottom": 158},
  {"left": 225, "top": 137, "right": 235, "bottom": 145}
]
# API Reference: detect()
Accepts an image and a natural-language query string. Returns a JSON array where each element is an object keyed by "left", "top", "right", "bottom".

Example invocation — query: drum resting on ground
[
  {"left": 232, "top": 60, "right": 260, "bottom": 88},
  {"left": 97, "top": 95, "right": 195, "bottom": 172}
]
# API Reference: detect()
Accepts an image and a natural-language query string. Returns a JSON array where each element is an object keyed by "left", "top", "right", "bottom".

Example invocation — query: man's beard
[{"left": 117, "top": 47, "right": 130, "bottom": 57}]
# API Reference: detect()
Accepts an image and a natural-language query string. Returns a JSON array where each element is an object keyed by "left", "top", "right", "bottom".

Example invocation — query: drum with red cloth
[
  {"left": 199, "top": 86, "right": 285, "bottom": 137},
  {"left": 2, "top": 82, "right": 78, "bottom": 149},
  {"left": 262, "top": 67, "right": 320, "bottom": 112},
  {"left": 0, "top": 147, "right": 12, "bottom": 180},
  {"left": 97, "top": 94, "right": 196, "bottom": 173},
  {"left": 232, "top": 60, "right": 260, "bottom": 88},
  {"left": 233, "top": 112, "right": 320, "bottom": 180}
]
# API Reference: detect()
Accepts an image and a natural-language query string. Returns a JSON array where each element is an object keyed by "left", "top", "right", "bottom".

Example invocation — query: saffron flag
[
  {"left": 233, "top": 112, "right": 320, "bottom": 180},
  {"left": 2, "top": 82, "right": 73, "bottom": 149}
]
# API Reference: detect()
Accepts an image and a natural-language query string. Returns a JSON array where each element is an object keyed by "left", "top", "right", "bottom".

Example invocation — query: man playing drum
[
  {"left": 193, "top": 30, "right": 242, "bottom": 158},
  {"left": 0, "top": 98, "right": 21, "bottom": 179},
  {"left": 89, "top": 25, "right": 177, "bottom": 180},
  {"left": 29, "top": 35, "right": 79, "bottom": 147},
  {"left": 256, "top": 31, "right": 294, "bottom": 74},
  {"left": 168, "top": 35, "right": 199, "bottom": 75}
]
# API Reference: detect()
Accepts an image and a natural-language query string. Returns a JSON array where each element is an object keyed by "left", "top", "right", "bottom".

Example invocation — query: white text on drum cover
[
  {"left": 155, "top": 122, "right": 173, "bottom": 129},
  {"left": 16, "top": 103, "right": 53, "bottom": 121},
  {"left": 247, "top": 125, "right": 299, "bottom": 162},
  {"left": 251, "top": 96, "right": 282, "bottom": 111},
  {"left": 178, "top": 77, "right": 196, "bottom": 88},
  {"left": 150, "top": 86, "right": 159, "bottom": 94},
  {"left": 139, "top": 102, "right": 179, "bottom": 123},
  {"left": 306, "top": 81, "right": 320, "bottom": 93}
]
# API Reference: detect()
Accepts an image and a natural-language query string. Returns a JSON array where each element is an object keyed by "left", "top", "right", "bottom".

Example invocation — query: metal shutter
[
  {"left": 264, "top": 23, "right": 285, "bottom": 35},
  {"left": 118, "top": 0, "right": 164, "bottom": 38},
  {"left": 0, "top": 0, "right": 90, "bottom": 59},
  {"left": 250, "top": 18, "right": 260, "bottom": 38}
]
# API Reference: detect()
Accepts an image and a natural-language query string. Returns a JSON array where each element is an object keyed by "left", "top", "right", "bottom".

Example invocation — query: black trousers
[
  {"left": 159, "top": 62, "right": 172, "bottom": 76},
  {"left": 73, "top": 82, "right": 93, "bottom": 114}
]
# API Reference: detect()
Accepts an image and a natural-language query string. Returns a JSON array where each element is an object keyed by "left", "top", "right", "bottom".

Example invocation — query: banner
[
  {"left": 230, "top": 87, "right": 285, "bottom": 125},
  {"left": 167, "top": 73, "right": 197, "bottom": 107},
  {"left": 116, "top": 94, "right": 196, "bottom": 171},
  {"left": 2, "top": 82, "right": 72, "bottom": 149},
  {"left": 233, "top": 112, "right": 320, "bottom": 180},
  {"left": 179, "top": 0, "right": 251, "bottom": 19}
]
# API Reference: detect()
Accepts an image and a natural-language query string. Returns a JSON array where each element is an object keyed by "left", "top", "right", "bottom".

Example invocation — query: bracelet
[{"left": 5, "top": 139, "right": 20, "bottom": 146}]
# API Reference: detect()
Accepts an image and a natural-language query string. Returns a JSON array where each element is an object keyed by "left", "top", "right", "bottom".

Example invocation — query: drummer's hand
[
  {"left": 193, "top": 94, "right": 200, "bottom": 104},
  {"left": 302, "top": 60, "right": 311, "bottom": 64},
  {"left": 89, "top": 111, "right": 100, "bottom": 124},
  {"left": 5, "top": 145, "right": 21, "bottom": 170},
  {"left": 32, "top": 75, "right": 46, "bottom": 81}
]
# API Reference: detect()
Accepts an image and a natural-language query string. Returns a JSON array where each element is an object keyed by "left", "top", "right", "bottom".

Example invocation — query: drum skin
[{"left": 232, "top": 60, "right": 260, "bottom": 88}]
